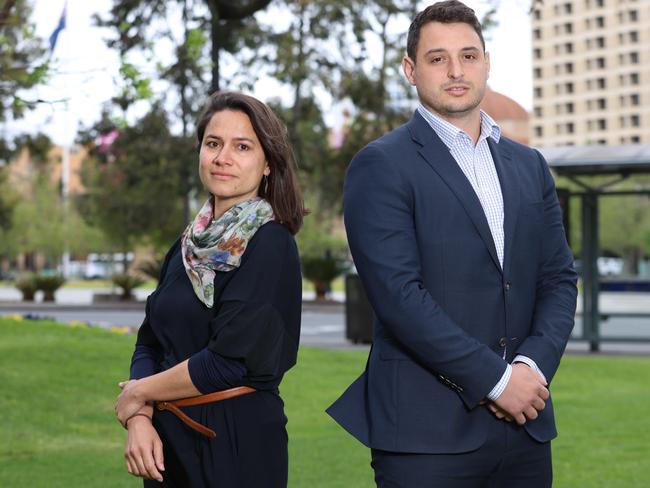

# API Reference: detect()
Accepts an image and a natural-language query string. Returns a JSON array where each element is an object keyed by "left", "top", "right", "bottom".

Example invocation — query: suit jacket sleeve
[
  {"left": 344, "top": 143, "right": 507, "bottom": 408},
  {"left": 514, "top": 150, "right": 578, "bottom": 381}
]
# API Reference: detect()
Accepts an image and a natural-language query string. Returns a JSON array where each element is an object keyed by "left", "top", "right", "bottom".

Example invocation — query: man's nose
[{"left": 447, "top": 58, "right": 464, "bottom": 79}]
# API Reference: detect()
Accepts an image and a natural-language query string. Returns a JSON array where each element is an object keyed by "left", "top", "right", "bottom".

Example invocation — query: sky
[{"left": 10, "top": 0, "right": 533, "bottom": 146}]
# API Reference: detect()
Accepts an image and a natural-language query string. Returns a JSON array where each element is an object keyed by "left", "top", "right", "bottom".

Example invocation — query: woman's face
[{"left": 199, "top": 109, "right": 270, "bottom": 216}]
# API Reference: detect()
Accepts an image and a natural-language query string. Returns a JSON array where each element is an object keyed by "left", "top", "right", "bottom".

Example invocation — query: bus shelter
[{"left": 539, "top": 144, "right": 650, "bottom": 351}]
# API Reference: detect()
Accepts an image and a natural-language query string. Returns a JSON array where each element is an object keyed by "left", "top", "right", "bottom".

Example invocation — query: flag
[{"left": 49, "top": 3, "right": 67, "bottom": 52}]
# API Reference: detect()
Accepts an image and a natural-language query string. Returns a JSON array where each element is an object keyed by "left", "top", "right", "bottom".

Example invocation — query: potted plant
[
  {"left": 14, "top": 274, "right": 38, "bottom": 302},
  {"left": 34, "top": 274, "right": 66, "bottom": 302},
  {"left": 301, "top": 255, "right": 347, "bottom": 299},
  {"left": 111, "top": 273, "right": 145, "bottom": 301}
]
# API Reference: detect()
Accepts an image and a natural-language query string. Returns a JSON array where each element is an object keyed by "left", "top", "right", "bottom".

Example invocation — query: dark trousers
[{"left": 371, "top": 419, "right": 552, "bottom": 488}]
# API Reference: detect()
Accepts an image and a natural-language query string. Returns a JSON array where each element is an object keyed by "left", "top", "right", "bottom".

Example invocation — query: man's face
[{"left": 402, "top": 21, "right": 489, "bottom": 123}]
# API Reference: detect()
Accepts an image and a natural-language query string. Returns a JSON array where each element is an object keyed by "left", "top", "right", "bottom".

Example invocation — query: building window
[
  {"left": 534, "top": 48, "right": 542, "bottom": 59},
  {"left": 567, "top": 122, "right": 575, "bottom": 134},
  {"left": 533, "top": 9, "right": 542, "bottom": 20},
  {"left": 630, "top": 52, "right": 639, "bottom": 64},
  {"left": 534, "top": 106, "right": 543, "bottom": 117},
  {"left": 596, "top": 16, "right": 605, "bottom": 27},
  {"left": 565, "top": 62, "right": 574, "bottom": 73},
  {"left": 597, "top": 77, "right": 606, "bottom": 89},
  {"left": 565, "top": 42, "right": 574, "bottom": 53},
  {"left": 597, "top": 119, "right": 607, "bottom": 130},
  {"left": 534, "top": 28, "right": 542, "bottom": 40},
  {"left": 596, "top": 36, "right": 605, "bottom": 48},
  {"left": 596, "top": 57, "right": 605, "bottom": 68},
  {"left": 564, "top": 2, "right": 573, "bottom": 14},
  {"left": 631, "top": 94, "right": 640, "bottom": 106},
  {"left": 534, "top": 126, "right": 543, "bottom": 137},
  {"left": 631, "top": 115, "right": 640, "bottom": 127},
  {"left": 534, "top": 87, "right": 543, "bottom": 98},
  {"left": 596, "top": 0, "right": 604, "bottom": 6},
  {"left": 534, "top": 67, "right": 542, "bottom": 78},
  {"left": 597, "top": 98, "right": 606, "bottom": 109},
  {"left": 629, "top": 31, "right": 639, "bottom": 43},
  {"left": 565, "top": 82, "right": 574, "bottom": 94},
  {"left": 566, "top": 102, "right": 575, "bottom": 113},
  {"left": 597, "top": 139, "right": 607, "bottom": 145},
  {"left": 630, "top": 72, "right": 639, "bottom": 84},
  {"left": 564, "top": 22, "right": 573, "bottom": 34},
  {"left": 631, "top": 135, "right": 640, "bottom": 143},
  {"left": 629, "top": 10, "right": 638, "bottom": 22}
]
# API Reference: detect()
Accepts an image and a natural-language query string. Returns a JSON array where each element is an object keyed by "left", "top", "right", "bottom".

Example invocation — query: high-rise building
[{"left": 530, "top": 0, "right": 650, "bottom": 147}]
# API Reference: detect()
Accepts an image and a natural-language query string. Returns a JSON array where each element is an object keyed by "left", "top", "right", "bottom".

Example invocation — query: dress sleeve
[
  {"left": 206, "top": 222, "right": 302, "bottom": 389},
  {"left": 130, "top": 296, "right": 162, "bottom": 379},
  {"left": 129, "top": 237, "right": 181, "bottom": 380}
]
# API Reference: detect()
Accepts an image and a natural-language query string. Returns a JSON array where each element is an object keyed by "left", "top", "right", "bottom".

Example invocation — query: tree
[
  {"left": 77, "top": 106, "right": 197, "bottom": 253},
  {"left": 96, "top": 0, "right": 270, "bottom": 98},
  {"left": 0, "top": 0, "right": 49, "bottom": 129}
]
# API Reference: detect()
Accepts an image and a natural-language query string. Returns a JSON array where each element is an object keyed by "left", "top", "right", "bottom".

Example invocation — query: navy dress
[{"left": 130, "top": 222, "right": 302, "bottom": 488}]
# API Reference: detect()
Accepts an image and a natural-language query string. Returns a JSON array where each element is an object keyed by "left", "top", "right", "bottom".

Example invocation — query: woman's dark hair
[
  {"left": 406, "top": 0, "right": 485, "bottom": 61},
  {"left": 196, "top": 91, "right": 305, "bottom": 234}
]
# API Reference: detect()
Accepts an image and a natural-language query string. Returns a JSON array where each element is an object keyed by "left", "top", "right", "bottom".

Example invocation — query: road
[{"left": 1, "top": 288, "right": 649, "bottom": 352}]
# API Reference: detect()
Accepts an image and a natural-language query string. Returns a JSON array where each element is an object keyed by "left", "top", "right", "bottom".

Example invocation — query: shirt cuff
[
  {"left": 513, "top": 354, "right": 547, "bottom": 383},
  {"left": 486, "top": 363, "right": 512, "bottom": 401}
]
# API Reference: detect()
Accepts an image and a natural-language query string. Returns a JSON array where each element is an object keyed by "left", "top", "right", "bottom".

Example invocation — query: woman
[{"left": 115, "top": 91, "right": 305, "bottom": 487}]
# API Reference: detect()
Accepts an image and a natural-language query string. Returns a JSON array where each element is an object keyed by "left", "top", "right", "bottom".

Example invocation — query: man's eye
[
  {"left": 431, "top": 56, "right": 444, "bottom": 64},
  {"left": 464, "top": 54, "right": 477, "bottom": 60}
]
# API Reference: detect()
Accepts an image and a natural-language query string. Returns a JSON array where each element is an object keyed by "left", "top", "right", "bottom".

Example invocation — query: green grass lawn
[{"left": 0, "top": 318, "right": 648, "bottom": 487}]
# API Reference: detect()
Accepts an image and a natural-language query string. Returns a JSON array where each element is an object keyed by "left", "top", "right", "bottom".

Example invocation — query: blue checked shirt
[{"left": 417, "top": 105, "right": 546, "bottom": 401}]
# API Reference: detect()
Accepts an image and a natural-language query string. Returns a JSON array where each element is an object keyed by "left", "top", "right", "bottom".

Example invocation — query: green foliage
[
  {"left": 111, "top": 273, "right": 146, "bottom": 300},
  {"left": 295, "top": 212, "right": 348, "bottom": 259},
  {"left": 77, "top": 106, "right": 196, "bottom": 251},
  {"left": 0, "top": 0, "right": 49, "bottom": 125}
]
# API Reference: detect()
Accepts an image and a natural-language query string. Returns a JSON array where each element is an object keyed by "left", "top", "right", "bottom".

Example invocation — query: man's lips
[{"left": 445, "top": 85, "right": 470, "bottom": 95}]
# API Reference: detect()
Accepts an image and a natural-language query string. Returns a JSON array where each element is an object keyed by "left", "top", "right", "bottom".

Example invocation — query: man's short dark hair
[{"left": 406, "top": 0, "right": 485, "bottom": 60}]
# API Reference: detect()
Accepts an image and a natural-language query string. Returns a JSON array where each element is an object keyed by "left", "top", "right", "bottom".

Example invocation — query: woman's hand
[
  {"left": 115, "top": 379, "right": 146, "bottom": 427},
  {"left": 124, "top": 409, "right": 165, "bottom": 482}
]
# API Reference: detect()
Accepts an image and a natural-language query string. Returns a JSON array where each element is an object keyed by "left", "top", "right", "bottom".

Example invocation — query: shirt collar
[{"left": 417, "top": 103, "right": 501, "bottom": 150}]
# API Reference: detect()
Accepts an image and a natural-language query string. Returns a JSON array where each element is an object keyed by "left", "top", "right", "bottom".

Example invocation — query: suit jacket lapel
[
  {"left": 488, "top": 137, "right": 520, "bottom": 277},
  {"left": 407, "top": 112, "right": 502, "bottom": 274}
]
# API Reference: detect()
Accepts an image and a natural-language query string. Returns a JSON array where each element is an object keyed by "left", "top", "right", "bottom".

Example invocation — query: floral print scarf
[{"left": 181, "top": 196, "right": 274, "bottom": 307}]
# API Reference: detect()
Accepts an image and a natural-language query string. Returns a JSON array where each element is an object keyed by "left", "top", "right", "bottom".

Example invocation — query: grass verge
[{"left": 0, "top": 318, "right": 648, "bottom": 487}]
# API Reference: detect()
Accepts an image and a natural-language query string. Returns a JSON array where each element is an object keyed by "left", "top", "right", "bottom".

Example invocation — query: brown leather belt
[{"left": 155, "top": 386, "right": 256, "bottom": 438}]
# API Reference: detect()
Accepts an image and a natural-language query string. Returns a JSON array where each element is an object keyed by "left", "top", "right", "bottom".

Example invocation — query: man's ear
[{"left": 402, "top": 55, "right": 417, "bottom": 86}]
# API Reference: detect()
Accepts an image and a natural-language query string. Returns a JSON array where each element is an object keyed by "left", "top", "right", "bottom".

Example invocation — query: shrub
[
  {"left": 111, "top": 273, "right": 145, "bottom": 301},
  {"left": 14, "top": 274, "right": 38, "bottom": 302},
  {"left": 34, "top": 275, "right": 66, "bottom": 302}
]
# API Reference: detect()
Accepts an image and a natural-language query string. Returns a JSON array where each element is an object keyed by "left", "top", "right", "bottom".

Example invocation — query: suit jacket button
[
  {"left": 504, "top": 282, "right": 511, "bottom": 291},
  {"left": 499, "top": 337, "right": 507, "bottom": 347}
]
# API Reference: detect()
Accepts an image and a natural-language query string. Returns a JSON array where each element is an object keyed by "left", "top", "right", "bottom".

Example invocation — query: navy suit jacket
[{"left": 327, "top": 111, "right": 578, "bottom": 453}]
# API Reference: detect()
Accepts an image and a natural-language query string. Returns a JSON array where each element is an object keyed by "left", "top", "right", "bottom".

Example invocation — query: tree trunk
[{"left": 209, "top": 5, "right": 221, "bottom": 94}]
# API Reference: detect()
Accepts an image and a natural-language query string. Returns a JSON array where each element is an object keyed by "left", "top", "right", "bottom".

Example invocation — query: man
[{"left": 327, "top": 1, "right": 578, "bottom": 487}]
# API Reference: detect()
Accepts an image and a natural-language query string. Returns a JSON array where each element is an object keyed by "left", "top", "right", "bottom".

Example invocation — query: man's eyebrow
[{"left": 423, "top": 46, "right": 481, "bottom": 56}]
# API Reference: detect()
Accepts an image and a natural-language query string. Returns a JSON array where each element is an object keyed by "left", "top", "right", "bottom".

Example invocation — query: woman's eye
[
  {"left": 238, "top": 144, "right": 249, "bottom": 151},
  {"left": 206, "top": 141, "right": 219, "bottom": 148}
]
